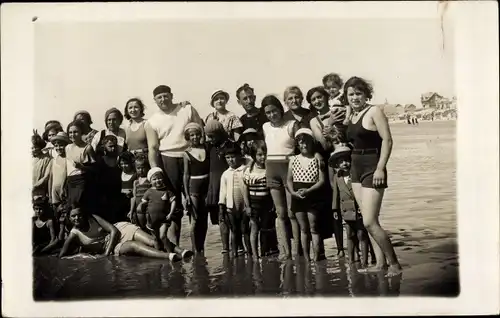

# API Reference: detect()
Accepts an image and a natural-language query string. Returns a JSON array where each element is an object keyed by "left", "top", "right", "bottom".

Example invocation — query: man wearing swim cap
[{"left": 145, "top": 85, "right": 204, "bottom": 245}]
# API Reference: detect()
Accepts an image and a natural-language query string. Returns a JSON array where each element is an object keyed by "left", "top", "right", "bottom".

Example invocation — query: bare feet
[
  {"left": 358, "top": 264, "right": 388, "bottom": 274},
  {"left": 386, "top": 264, "right": 403, "bottom": 277}
]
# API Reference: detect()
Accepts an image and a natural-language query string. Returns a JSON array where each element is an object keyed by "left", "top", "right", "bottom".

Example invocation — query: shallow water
[{"left": 34, "top": 120, "right": 458, "bottom": 300}]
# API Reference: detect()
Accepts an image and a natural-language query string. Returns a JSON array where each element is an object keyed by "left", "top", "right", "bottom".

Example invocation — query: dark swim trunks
[{"left": 350, "top": 153, "right": 388, "bottom": 189}]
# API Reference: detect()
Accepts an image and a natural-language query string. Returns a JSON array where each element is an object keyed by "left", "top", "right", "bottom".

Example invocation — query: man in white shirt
[{"left": 145, "top": 85, "right": 204, "bottom": 245}]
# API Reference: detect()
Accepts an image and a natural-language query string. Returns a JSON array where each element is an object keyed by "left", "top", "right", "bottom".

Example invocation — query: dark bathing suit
[{"left": 346, "top": 106, "right": 388, "bottom": 189}]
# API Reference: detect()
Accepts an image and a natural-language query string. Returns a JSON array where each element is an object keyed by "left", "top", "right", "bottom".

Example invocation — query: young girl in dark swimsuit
[{"left": 183, "top": 122, "right": 210, "bottom": 255}]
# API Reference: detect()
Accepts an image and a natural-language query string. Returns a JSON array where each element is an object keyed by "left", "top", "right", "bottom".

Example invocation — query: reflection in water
[{"left": 35, "top": 254, "right": 403, "bottom": 299}]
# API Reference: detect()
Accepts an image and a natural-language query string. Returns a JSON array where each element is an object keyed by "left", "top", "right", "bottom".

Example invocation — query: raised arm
[
  {"left": 309, "top": 117, "right": 328, "bottom": 151},
  {"left": 145, "top": 121, "right": 161, "bottom": 169},
  {"left": 190, "top": 106, "right": 205, "bottom": 127}
]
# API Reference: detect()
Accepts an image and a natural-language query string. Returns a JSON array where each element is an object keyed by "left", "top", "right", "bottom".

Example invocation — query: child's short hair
[
  {"left": 134, "top": 154, "right": 150, "bottom": 169},
  {"left": 118, "top": 151, "right": 135, "bottom": 169},
  {"left": 102, "top": 134, "right": 118, "bottom": 145},
  {"left": 343, "top": 76, "right": 373, "bottom": 100},
  {"left": 124, "top": 98, "right": 146, "bottom": 120},
  {"left": 66, "top": 120, "right": 85, "bottom": 135},
  {"left": 222, "top": 141, "right": 241, "bottom": 157},
  {"left": 249, "top": 140, "right": 267, "bottom": 160},
  {"left": 322, "top": 73, "right": 344, "bottom": 88}
]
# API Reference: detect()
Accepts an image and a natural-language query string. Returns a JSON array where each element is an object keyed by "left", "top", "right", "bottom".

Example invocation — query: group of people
[{"left": 32, "top": 72, "right": 402, "bottom": 277}]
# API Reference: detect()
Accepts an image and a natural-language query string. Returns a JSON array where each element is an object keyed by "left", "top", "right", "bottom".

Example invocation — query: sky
[{"left": 34, "top": 18, "right": 455, "bottom": 131}]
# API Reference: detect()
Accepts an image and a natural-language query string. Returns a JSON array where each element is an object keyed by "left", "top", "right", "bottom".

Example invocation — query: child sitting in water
[
  {"left": 219, "top": 142, "right": 250, "bottom": 258},
  {"left": 329, "top": 145, "right": 376, "bottom": 267},
  {"left": 128, "top": 155, "right": 151, "bottom": 227},
  {"left": 137, "top": 167, "right": 192, "bottom": 259},
  {"left": 32, "top": 196, "right": 59, "bottom": 255}
]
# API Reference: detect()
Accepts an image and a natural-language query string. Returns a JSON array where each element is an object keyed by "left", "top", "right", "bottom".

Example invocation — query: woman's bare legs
[
  {"left": 118, "top": 241, "right": 181, "bottom": 261},
  {"left": 359, "top": 187, "right": 401, "bottom": 276},
  {"left": 270, "top": 187, "right": 291, "bottom": 259}
]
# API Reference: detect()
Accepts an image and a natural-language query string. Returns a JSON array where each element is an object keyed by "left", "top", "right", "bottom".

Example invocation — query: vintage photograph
[
  {"left": 31, "top": 16, "right": 459, "bottom": 300},
  {"left": 2, "top": 1, "right": 499, "bottom": 317}
]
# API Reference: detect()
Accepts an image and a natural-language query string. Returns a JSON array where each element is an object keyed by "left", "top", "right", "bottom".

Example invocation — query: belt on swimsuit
[
  {"left": 131, "top": 148, "right": 148, "bottom": 155},
  {"left": 266, "top": 155, "right": 292, "bottom": 161},
  {"left": 190, "top": 174, "right": 209, "bottom": 179},
  {"left": 249, "top": 191, "right": 270, "bottom": 196},
  {"left": 352, "top": 148, "right": 379, "bottom": 155}
]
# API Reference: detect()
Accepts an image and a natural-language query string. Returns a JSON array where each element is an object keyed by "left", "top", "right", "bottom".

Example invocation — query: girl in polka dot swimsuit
[{"left": 286, "top": 128, "right": 325, "bottom": 262}]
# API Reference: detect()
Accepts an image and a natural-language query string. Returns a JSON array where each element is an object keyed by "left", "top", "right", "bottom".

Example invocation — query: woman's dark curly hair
[
  {"left": 343, "top": 76, "right": 374, "bottom": 101},
  {"left": 124, "top": 98, "right": 146, "bottom": 120}
]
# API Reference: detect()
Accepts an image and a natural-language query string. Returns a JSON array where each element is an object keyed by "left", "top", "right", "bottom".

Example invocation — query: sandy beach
[{"left": 34, "top": 120, "right": 458, "bottom": 299}]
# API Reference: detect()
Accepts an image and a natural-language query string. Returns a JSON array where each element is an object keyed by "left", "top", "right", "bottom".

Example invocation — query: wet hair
[
  {"left": 261, "top": 95, "right": 285, "bottom": 116},
  {"left": 118, "top": 151, "right": 135, "bottom": 169},
  {"left": 222, "top": 141, "right": 241, "bottom": 157},
  {"left": 66, "top": 120, "right": 85, "bottom": 135},
  {"left": 322, "top": 73, "right": 344, "bottom": 88},
  {"left": 343, "top": 76, "right": 373, "bottom": 101},
  {"left": 124, "top": 98, "right": 146, "bottom": 120},
  {"left": 73, "top": 112, "right": 93, "bottom": 125},
  {"left": 32, "top": 132, "right": 46, "bottom": 149},
  {"left": 249, "top": 140, "right": 267, "bottom": 160},
  {"left": 236, "top": 83, "right": 255, "bottom": 99},
  {"left": 283, "top": 86, "right": 304, "bottom": 101},
  {"left": 102, "top": 134, "right": 118, "bottom": 145},
  {"left": 306, "top": 86, "right": 329, "bottom": 105},
  {"left": 134, "top": 154, "right": 151, "bottom": 170}
]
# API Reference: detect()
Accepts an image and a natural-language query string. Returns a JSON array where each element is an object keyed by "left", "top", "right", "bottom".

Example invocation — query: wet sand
[{"left": 34, "top": 121, "right": 458, "bottom": 299}]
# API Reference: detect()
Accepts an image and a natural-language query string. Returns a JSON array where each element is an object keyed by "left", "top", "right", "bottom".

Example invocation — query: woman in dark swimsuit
[{"left": 344, "top": 76, "right": 402, "bottom": 277}]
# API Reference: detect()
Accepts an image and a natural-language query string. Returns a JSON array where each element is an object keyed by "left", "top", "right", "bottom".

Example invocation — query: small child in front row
[
  {"left": 329, "top": 145, "right": 376, "bottom": 267},
  {"left": 219, "top": 142, "right": 250, "bottom": 258},
  {"left": 128, "top": 155, "right": 151, "bottom": 227},
  {"left": 286, "top": 128, "right": 325, "bottom": 262},
  {"left": 118, "top": 151, "right": 137, "bottom": 217},
  {"left": 137, "top": 167, "right": 192, "bottom": 260}
]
